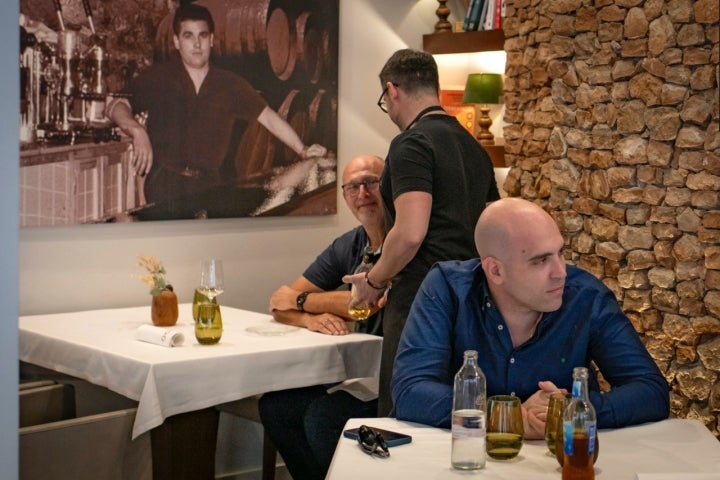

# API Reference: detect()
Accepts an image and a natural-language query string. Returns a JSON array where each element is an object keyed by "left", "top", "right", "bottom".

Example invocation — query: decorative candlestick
[{"left": 434, "top": 0, "right": 452, "bottom": 33}]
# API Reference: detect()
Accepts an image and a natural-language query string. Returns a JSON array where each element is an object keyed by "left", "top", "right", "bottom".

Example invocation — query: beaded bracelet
[{"left": 365, "top": 271, "right": 388, "bottom": 290}]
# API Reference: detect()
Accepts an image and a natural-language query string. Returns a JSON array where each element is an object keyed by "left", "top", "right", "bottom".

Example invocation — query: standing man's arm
[
  {"left": 257, "top": 106, "right": 327, "bottom": 160},
  {"left": 343, "top": 191, "right": 431, "bottom": 306},
  {"left": 106, "top": 97, "right": 153, "bottom": 176}
]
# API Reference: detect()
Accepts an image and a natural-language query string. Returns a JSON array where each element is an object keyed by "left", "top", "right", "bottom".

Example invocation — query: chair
[
  {"left": 19, "top": 381, "right": 76, "bottom": 427},
  {"left": 19, "top": 408, "right": 152, "bottom": 480},
  {"left": 19, "top": 380, "right": 57, "bottom": 391},
  {"left": 217, "top": 395, "right": 277, "bottom": 480}
]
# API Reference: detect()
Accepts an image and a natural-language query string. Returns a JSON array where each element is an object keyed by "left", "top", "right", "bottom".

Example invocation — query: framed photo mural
[{"left": 19, "top": 0, "right": 339, "bottom": 225}]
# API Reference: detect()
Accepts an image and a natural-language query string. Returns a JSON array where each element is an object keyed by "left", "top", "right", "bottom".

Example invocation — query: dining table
[
  {"left": 19, "top": 304, "right": 383, "bottom": 479},
  {"left": 327, "top": 417, "right": 720, "bottom": 480}
]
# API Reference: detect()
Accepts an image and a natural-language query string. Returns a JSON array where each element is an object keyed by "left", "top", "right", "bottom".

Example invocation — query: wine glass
[
  {"left": 199, "top": 259, "right": 224, "bottom": 300},
  {"left": 545, "top": 392, "right": 569, "bottom": 456},
  {"left": 486, "top": 395, "right": 524, "bottom": 460}
]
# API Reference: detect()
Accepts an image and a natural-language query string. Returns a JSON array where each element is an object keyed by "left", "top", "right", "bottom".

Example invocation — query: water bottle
[
  {"left": 451, "top": 350, "right": 486, "bottom": 470},
  {"left": 562, "top": 367, "right": 597, "bottom": 480}
]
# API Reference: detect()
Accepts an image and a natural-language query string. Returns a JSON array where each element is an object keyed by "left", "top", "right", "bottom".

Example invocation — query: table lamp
[{"left": 462, "top": 73, "right": 504, "bottom": 146}]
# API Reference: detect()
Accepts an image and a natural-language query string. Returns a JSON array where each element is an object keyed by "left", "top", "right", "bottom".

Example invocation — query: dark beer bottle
[{"left": 562, "top": 367, "right": 597, "bottom": 480}]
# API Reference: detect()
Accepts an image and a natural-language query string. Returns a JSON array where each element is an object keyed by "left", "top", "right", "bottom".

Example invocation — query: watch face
[{"left": 297, "top": 291, "right": 309, "bottom": 311}]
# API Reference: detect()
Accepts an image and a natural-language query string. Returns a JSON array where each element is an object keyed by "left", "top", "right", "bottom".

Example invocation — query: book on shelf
[
  {"left": 479, "top": 0, "right": 494, "bottom": 31},
  {"left": 462, "top": 0, "right": 484, "bottom": 32},
  {"left": 493, "top": 0, "right": 503, "bottom": 29}
]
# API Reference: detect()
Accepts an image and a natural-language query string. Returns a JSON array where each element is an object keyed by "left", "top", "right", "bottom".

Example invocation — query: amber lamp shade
[{"left": 462, "top": 73, "right": 504, "bottom": 146}]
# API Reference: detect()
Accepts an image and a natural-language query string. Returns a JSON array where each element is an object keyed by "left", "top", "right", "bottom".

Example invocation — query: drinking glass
[
  {"left": 348, "top": 283, "right": 372, "bottom": 321},
  {"left": 195, "top": 302, "right": 222, "bottom": 345},
  {"left": 486, "top": 395, "right": 524, "bottom": 460},
  {"left": 199, "top": 259, "right": 224, "bottom": 300},
  {"left": 545, "top": 392, "right": 569, "bottom": 456},
  {"left": 348, "top": 260, "right": 372, "bottom": 321}
]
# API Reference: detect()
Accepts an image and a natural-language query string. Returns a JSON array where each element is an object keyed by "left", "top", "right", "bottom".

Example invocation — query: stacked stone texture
[{"left": 503, "top": 0, "right": 720, "bottom": 436}]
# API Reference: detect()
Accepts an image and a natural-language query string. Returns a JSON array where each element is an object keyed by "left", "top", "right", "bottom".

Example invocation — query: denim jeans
[{"left": 258, "top": 385, "right": 378, "bottom": 480}]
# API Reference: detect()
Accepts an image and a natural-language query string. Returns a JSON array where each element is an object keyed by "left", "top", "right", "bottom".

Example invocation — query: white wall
[{"left": 15, "top": 1, "right": 481, "bottom": 476}]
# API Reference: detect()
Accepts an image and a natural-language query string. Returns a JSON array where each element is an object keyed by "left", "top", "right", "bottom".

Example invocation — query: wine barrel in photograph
[
  {"left": 295, "top": 11, "right": 335, "bottom": 85},
  {"left": 265, "top": 6, "right": 296, "bottom": 80},
  {"left": 235, "top": 118, "right": 274, "bottom": 185},
  {"left": 235, "top": 88, "right": 302, "bottom": 183},
  {"left": 306, "top": 88, "right": 338, "bottom": 153}
]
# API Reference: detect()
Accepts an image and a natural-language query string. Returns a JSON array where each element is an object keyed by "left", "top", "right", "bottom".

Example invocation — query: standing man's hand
[
  {"left": 342, "top": 272, "right": 388, "bottom": 311},
  {"left": 106, "top": 98, "right": 153, "bottom": 176},
  {"left": 128, "top": 126, "right": 153, "bottom": 176},
  {"left": 301, "top": 143, "right": 327, "bottom": 160}
]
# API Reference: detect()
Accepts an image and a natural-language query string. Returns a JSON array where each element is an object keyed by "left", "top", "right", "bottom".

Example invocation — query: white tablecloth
[
  {"left": 19, "top": 305, "right": 382, "bottom": 438},
  {"left": 327, "top": 417, "right": 720, "bottom": 480}
]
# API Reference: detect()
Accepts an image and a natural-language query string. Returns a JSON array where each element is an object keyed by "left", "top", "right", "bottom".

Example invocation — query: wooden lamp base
[{"left": 476, "top": 105, "right": 494, "bottom": 146}]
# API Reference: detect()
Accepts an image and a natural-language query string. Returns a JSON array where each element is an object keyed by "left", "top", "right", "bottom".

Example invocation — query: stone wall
[{"left": 502, "top": 0, "right": 720, "bottom": 436}]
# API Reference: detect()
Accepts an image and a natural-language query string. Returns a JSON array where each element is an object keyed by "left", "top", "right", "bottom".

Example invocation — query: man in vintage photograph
[{"left": 106, "top": 3, "right": 327, "bottom": 219}]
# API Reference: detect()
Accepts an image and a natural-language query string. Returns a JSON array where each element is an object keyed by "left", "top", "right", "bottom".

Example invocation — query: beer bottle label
[
  {"left": 563, "top": 422, "right": 574, "bottom": 456},
  {"left": 587, "top": 423, "right": 597, "bottom": 455}
]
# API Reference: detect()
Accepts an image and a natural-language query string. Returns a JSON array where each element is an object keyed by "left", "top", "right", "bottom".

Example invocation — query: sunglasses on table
[{"left": 357, "top": 424, "right": 390, "bottom": 458}]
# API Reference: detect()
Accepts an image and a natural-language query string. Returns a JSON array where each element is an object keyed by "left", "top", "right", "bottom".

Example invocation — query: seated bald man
[{"left": 391, "top": 197, "right": 669, "bottom": 439}]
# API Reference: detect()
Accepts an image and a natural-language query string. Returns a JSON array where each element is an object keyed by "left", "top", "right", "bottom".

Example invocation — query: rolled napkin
[{"left": 135, "top": 324, "right": 185, "bottom": 347}]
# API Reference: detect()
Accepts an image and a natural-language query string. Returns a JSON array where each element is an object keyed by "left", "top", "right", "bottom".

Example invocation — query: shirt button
[
  {"left": 497, "top": 325, "right": 504, "bottom": 331},
  {"left": 510, "top": 391, "right": 516, "bottom": 396},
  {"left": 509, "top": 357, "right": 515, "bottom": 364}
]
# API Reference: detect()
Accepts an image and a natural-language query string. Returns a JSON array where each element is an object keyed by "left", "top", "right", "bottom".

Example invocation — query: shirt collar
[{"left": 476, "top": 262, "right": 495, "bottom": 314}]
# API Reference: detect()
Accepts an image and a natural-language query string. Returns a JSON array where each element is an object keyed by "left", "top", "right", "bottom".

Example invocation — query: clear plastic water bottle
[
  {"left": 562, "top": 366, "right": 597, "bottom": 480},
  {"left": 451, "top": 350, "right": 487, "bottom": 470}
]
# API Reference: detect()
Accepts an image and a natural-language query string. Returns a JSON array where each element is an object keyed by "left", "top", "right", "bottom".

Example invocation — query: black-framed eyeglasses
[
  {"left": 341, "top": 178, "right": 380, "bottom": 197},
  {"left": 357, "top": 425, "right": 389, "bottom": 458},
  {"left": 376, "top": 83, "right": 398, "bottom": 113}
]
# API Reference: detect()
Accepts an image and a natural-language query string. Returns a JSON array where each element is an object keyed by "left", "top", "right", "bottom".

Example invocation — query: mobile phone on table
[{"left": 343, "top": 425, "right": 412, "bottom": 447}]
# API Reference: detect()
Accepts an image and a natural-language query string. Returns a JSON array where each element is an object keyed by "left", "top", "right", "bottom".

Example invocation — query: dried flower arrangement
[{"left": 137, "top": 254, "right": 173, "bottom": 296}]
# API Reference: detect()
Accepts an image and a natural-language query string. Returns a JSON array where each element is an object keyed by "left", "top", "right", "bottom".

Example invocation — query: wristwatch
[{"left": 296, "top": 291, "right": 310, "bottom": 312}]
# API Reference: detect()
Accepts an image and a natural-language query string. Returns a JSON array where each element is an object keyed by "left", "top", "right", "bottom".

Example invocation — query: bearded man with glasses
[
  {"left": 259, "top": 154, "right": 387, "bottom": 480},
  {"left": 344, "top": 48, "right": 500, "bottom": 417}
]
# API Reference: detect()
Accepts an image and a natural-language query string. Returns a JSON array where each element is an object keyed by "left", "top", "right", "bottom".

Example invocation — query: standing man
[
  {"left": 259, "top": 154, "right": 386, "bottom": 480},
  {"left": 106, "top": 3, "right": 326, "bottom": 219},
  {"left": 344, "top": 49, "right": 500, "bottom": 415},
  {"left": 392, "top": 198, "right": 669, "bottom": 437}
]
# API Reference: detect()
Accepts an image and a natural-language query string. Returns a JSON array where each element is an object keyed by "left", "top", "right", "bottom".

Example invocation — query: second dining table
[
  {"left": 328, "top": 417, "right": 720, "bottom": 479},
  {"left": 19, "top": 304, "right": 383, "bottom": 479}
]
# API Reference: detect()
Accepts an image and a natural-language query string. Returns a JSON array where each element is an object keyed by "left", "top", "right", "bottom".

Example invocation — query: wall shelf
[{"left": 422, "top": 30, "right": 504, "bottom": 54}]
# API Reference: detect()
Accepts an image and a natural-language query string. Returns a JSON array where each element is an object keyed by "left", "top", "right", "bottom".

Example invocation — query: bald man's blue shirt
[{"left": 391, "top": 259, "right": 669, "bottom": 429}]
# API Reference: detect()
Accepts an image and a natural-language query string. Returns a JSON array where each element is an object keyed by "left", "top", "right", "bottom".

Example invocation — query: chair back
[
  {"left": 19, "top": 408, "right": 152, "bottom": 480},
  {"left": 19, "top": 382, "right": 76, "bottom": 427}
]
